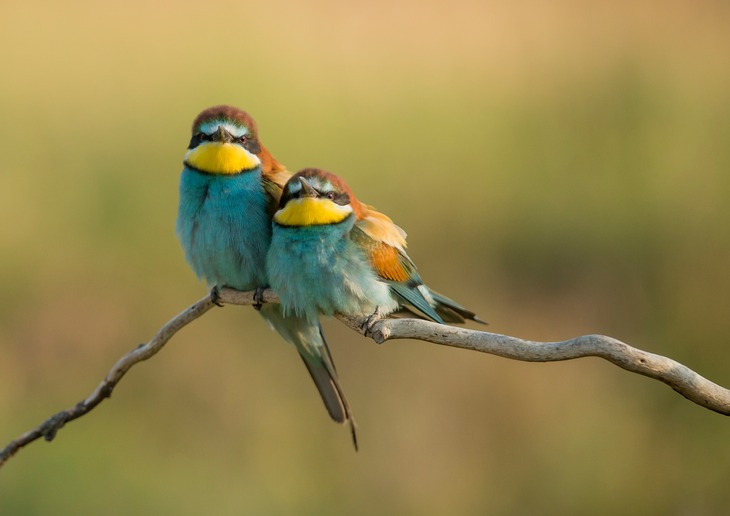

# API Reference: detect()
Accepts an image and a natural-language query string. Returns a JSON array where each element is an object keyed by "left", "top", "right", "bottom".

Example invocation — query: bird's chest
[
  {"left": 269, "top": 225, "right": 381, "bottom": 315},
  {"left": 177, "top": 169, "right": 271, "bottom": 289},
  {"left": 276, "top": 227, "right": 349, "bottom": 272}
]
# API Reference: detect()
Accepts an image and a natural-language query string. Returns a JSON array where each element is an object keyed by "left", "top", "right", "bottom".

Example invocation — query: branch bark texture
[{"left": 2, "top": 287, "right": 728, "bottom": 468}]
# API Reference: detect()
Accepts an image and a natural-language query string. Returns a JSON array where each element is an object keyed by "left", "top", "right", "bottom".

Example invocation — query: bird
[
  {"left": 176, "top": 106, "right": 357, "bottom": 449},
  {"left": 267, "top": 167, "right": 484, "bottom": 334}
]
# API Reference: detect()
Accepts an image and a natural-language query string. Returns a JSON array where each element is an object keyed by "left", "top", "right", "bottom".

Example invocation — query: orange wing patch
[
  {"left": 357, "top": 208, "right": 407, "bottom": 250},
  {"left": 370, "top": 243, "right": 410, "bottom": 282},
  {"left": 354, "top": 201, "right": 411, "bottom": 282}
]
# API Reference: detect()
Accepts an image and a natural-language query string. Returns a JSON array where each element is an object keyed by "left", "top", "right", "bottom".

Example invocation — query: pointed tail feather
[
  {"left": 259, "top": 304, "right": 358, "bottom": 450},
  {"left": 299, "top": 352, "right": 346, "bottom": 422},
  {"left": 429, "top": 289, "right": 487, "bottom": 324},
  {"left": 298, "top": 339, "right": 358, "bottom": 451},
  {"left": 390, "top": 283, "right": 445, "bottom": 324}
]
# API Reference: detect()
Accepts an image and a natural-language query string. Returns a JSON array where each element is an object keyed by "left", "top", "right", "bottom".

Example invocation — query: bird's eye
[
  {"left": 199, "top": 133, "right": 211, "bottom": 142},
  {"left": 326, "top": 192, "right": 336, "bottom": 200},
  {"left": 239, "top": 135, "right": 247, "bottom": 144}
]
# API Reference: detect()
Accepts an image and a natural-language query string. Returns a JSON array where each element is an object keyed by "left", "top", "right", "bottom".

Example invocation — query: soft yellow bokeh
[{"left": 2, "top": 1, "right": 729, "bottom": 514}]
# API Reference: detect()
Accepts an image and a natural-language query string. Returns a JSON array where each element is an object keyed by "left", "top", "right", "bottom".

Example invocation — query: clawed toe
[
  {"left": 210, "top": 286, "right": 224, "bottom": 307},
  {"left": 253, "top": 286, "right": 267, "bottom": 311},
  {"left": 361, "top": 306, "right": 385, "bottom": 335}
]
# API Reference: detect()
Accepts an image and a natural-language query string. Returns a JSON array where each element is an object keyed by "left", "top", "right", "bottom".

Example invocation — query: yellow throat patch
[
  {"left": 274, "top": 198, "right": 353, "bottom": 226},
  {"left": 184, "top": 142, "right": 259, "bottom": 174}
]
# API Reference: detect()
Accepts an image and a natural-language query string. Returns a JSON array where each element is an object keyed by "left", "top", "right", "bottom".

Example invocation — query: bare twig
[
  {"left": 345, "top": 318, "right": 730, "bottom": 416},
  {"left": 221, "top": 288, "right": 730, "bottom": 416},
  {"left": 2, "top": 287, "right": 728, "bottom": 468},
  {"left": 1, "top": 295, "right": 217, "bottom": 467}
]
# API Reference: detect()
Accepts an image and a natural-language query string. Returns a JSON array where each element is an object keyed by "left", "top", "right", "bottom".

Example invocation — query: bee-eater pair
[{"left": 176, "top": 105, "right": 482, "bottom": 450}]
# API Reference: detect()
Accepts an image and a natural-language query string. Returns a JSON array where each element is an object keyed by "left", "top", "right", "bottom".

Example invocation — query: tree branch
[
  {"left": 2, "top": 287, "right": 728, "bottom": 468},
  {"left": 1, "top": 295, "right": 213, "bottom": 468},
  {"left": 222, "top": 288, "right": 730, "bottom": 416},
  {"left": 358, "top": 321, "right": 730, "bottom": 416}
]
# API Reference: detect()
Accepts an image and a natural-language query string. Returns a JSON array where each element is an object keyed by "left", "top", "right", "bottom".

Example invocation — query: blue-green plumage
[
  {"left": 176, "top": 106, "right": 356, "bottom": 449},
  {"left": 268, "top": 214, "right": 398, "bottom": 324},
  {"left": 268, "top": 169, "right": 484, "bottom": 335},
  {"left": 177, "top": 168, "right": 270, "bottom": 290}
]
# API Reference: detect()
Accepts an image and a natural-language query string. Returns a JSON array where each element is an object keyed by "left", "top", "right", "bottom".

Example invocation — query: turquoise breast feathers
[
  {"left": 177, "top": 167, "right": 270, "bottom": 290},
  {"left": 268, "top": 215, "right": 397, "bottom": 323}
]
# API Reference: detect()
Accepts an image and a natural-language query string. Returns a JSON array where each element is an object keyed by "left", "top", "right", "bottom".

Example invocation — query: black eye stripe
[
  {"left": 279, "top": 175, "right": 354, "bottom": 209},
  {"left": 188, "top": 128, "right": 258, "bottom": 151},
  {"left": 332, "top": 192, "right": 350, "bottom": 205},
  {"left": 278, "top": 186, "right": 298, "bottom": 209},
  {"left": 245, "top": 137, "right": 261, "bottom": 154},
  {"left": 188, "top": 133, "right": 203, "bottom": 149},
  {"left": 320, "top": 190, "right": 349, "bottom": 205},
  {"left": 188, "top": 131, "right": 217, "bottom": 149},
  {"left": 279, "top": 187, "right": 350, "bottom": 208}
]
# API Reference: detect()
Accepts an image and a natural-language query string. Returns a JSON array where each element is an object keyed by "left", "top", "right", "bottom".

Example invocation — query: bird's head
[
  {"left": 274, "top": 168, "right": 363, "bottom": 227},
  {"left": 184, "top": 105, "right": 279, "bottom": 175}
]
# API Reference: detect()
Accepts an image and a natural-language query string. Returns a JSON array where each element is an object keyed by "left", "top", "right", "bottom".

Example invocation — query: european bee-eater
[
  {"left": 267, "top": 168, "right": 483, "bottom": 330},
  {"left": 176, "top": 107, "right": 356, "bottom": 448}
]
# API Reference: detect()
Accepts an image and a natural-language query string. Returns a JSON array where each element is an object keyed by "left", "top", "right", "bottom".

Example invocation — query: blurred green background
[{"left": 2, "top": 0, "right": 729, "bottom": 514}]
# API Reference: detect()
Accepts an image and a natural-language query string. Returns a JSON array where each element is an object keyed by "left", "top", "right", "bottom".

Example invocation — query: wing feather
[
  {"left": 352, "top": 206, "right": 445, "bottom": 323},
  {"left": 368, "top": 242, "right": 411, "bottom": 283},
  {"left": 260, "top": 152, "right": 291, "bottom": 218}
]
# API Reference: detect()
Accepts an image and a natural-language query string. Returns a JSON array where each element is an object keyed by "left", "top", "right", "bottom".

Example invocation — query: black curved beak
[
  {"left": 215, "top": 125, "right": 234, "bottom": 144},
  {"left": 298, "top": 177, "right": 319, "bottom": 198}
]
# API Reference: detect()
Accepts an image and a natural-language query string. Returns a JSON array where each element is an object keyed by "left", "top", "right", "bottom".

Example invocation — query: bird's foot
[
  {"left": 253, "top": 286, "right": 267, "bottom": 311},
  {"left": 361, "top": 306, "right": 385, "bottom": 336},
  {"left": 210, "top": 286, "right": 224, "bottom": 307}
]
